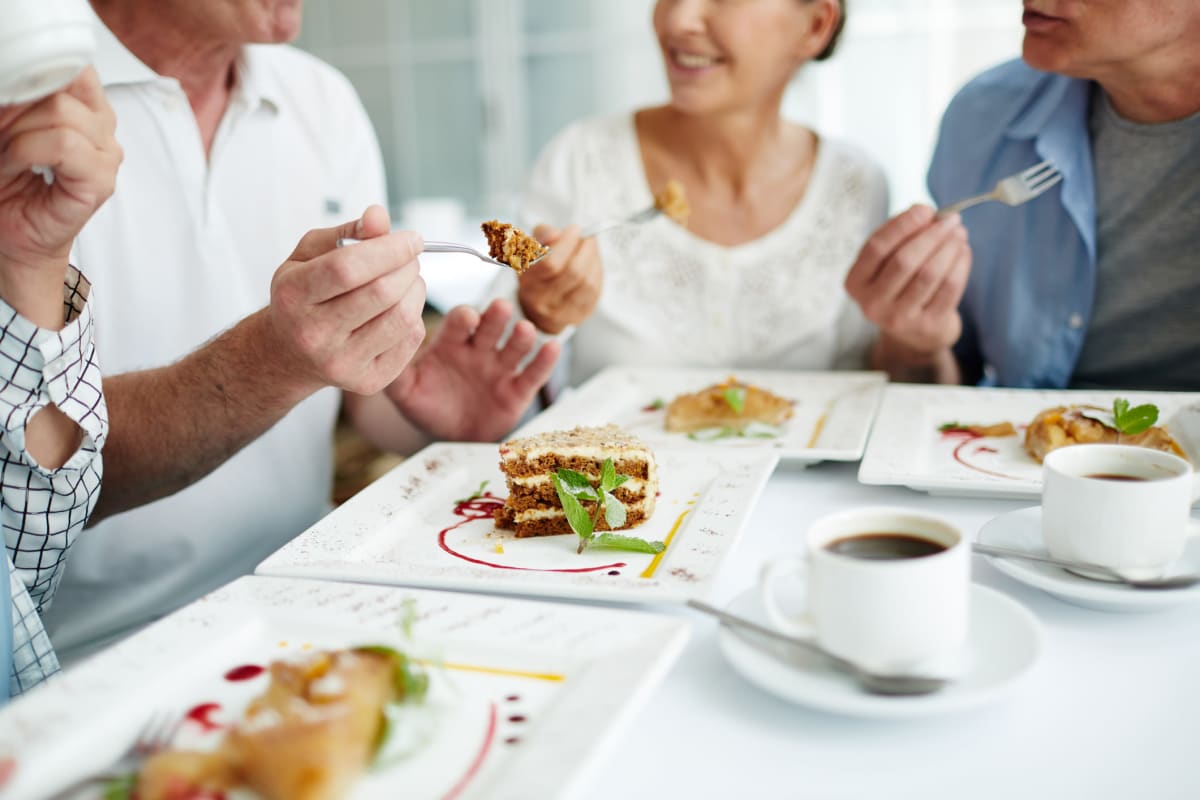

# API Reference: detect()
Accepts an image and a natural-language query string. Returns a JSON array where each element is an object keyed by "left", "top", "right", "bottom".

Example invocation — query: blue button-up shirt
[{"left": 928, "top": 59, "right": 1097, "bottom": 388}]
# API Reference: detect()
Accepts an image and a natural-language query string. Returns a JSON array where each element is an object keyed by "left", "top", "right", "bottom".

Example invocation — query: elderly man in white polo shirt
[{"left": 44, "top": 1, "right": 560, "bottom": 660}]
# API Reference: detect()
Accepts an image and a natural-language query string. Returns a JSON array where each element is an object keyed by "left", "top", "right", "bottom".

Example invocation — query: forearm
[
  {"left": 342, "top": 391, "right": 430, "bottom": 456},
  {"left": 870, "top": 334, "right": 962, "bottom": 385},
  {"left": 93, "top": 308, "right": 319, "bottom": 522}
]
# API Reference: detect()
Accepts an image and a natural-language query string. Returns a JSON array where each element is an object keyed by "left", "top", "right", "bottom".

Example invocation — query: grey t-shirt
[{"left": 1070, "top": 86, "right": 1200, "bottom": 391}]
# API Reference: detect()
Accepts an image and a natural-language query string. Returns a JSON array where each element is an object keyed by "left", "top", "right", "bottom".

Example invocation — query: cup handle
[
  {"left": 759, "top": 556, "right": 814, "bottom": 638},
  {"left": 1191, "top": 473, "right": 1200, "bottom": 506}
]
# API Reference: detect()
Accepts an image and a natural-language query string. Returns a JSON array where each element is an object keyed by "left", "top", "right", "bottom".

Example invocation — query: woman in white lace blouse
[
  {"left": 500, "top": 0, "right": 887, "bottom": 386},
  {"left": 0, "top": 68, "right": 118, "bottom": 698}
]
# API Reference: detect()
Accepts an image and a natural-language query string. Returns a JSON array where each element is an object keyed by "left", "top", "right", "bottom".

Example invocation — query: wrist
[
  {"left": 237, "top": 309, "right": 327, "bottom": 407},
  {"left": 0, "top": 258, "right": 70, "bottom": 330}
]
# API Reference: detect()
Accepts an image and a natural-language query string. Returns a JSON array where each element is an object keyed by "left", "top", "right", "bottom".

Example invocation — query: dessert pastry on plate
[
  {"left": 138, "top": 648, "right": 420, "bottom": 800},
  {"left": 495, "top": 425, "right": 658, "bottom": 538},
  {"left": 664, "top": 376, "right": 794, "bottom": 434},
  {"left": 1024, "top": 405, "right": 1187, "bottom": 463},
  {"left": 481, "top": 219, "right": 548, "bottom": 273}
]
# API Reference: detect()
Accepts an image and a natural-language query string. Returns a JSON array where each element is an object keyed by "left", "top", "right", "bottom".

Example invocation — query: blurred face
[
  {"left": 1022, "top": 1, "right": 1200, "bottom": 79},
  {"left": 160, "top": 0, "right": 304, "bottom": 44},
  {"left": 653, "top": 0, "right": 838, "bottom": 115}
]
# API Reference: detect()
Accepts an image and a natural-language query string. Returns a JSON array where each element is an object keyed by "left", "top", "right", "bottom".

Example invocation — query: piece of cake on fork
[
  {"left": 495, "top": 425, "right": 659, "bottom": 538},
  {"left": 481, "top": 219, "right": 549, "bottom": 273}
]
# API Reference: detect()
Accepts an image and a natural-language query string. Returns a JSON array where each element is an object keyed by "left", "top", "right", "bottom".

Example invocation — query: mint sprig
[
  {"left": 454, "top": 480, "right": 489, "bottom": 503},
  {"left": 1112, "top": 398, "right": 1158, "bottom": 436},
  {"left": 553, "top": 458, "right": 661, "bottom": 555},
  {"left": 723, "top": 386, "right": 746, "bottom": 414}
]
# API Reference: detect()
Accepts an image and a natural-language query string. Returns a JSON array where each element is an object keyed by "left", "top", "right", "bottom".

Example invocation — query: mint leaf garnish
[
  {"left": 454, "top": 480, "right": 489, "bottom": 503},
  {"left": 1112, "top": 398, "right": 1158, "bottom": 436},
  {"left": 723, "top": 386, "right": 746, "bottom": 415},
  {"left": 102, "top": 775, "right": 136, "bottom": 800},
  {"left": 591, "top": 533, "right": 666, "bottom": 554},
  {"left": 600, "top": 458, "right": 618, "bottom": 493},
  {"left": 554, "top": 473, "right": 595, "bottom": 542},
  {"left": 644, "top": 398, "right": 665, "bottom": 411},
  {"left": 603, "top": 492, "right": 626, "bottom": 528},
  {"left": 354, "top": 645, "right": 430, "bottom": 704},
  {"left": 556, "top": 461, "right": 644, "bottom": 554}
]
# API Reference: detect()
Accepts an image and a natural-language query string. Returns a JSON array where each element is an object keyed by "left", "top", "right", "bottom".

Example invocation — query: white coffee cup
[
  {"left": 1042, "top": 444, "right": 1200, "bottom": 579},
  {"left": 0, "top": 0, "right": 95, "bottom": 106},
  {"left": 759, "top": 507, "right": 970, "bottom": 674}
]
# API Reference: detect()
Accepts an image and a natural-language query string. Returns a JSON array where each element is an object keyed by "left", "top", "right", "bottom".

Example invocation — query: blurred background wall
[{"left": 295, "top": 0, "right": 1022, "bottom": 308}]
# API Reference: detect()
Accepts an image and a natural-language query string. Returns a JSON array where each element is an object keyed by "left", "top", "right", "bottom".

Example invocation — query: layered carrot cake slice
[{"left": 496, "top": 425, "right": 658, "bottom": 538}]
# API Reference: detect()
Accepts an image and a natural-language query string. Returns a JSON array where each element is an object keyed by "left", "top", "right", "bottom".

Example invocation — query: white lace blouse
[{"left": 501, "top": 113, "right": 889, "bottom": 387}]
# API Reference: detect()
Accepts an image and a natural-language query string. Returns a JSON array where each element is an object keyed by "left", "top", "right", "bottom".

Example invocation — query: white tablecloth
[{"left": 584, "top": 461, "right": 1200, "bottom": 800}]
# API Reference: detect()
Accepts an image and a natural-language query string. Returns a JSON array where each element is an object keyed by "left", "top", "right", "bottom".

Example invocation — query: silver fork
[
  {"left": 335, "top": 238, "right": 552, "bottom": 270},
  {"left": 937, "top": 160, "right": 1062, "bottom": 216},
  {"left": 580, "top": 205, "right": 661, "bottom": 238},
  {"left": 53, "top": 710, "right": 182, "bottom": 797}
]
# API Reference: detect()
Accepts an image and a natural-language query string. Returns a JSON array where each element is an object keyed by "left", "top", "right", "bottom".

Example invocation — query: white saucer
[
  {"left": 716, "top": 583, "right": 1040, "bottom": 719},
  {"left": 977, "top": 506, "right": 1200, "bottom": 613}
]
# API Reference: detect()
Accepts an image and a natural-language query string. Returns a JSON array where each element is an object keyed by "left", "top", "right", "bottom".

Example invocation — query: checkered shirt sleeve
[{"left": 2, "top": 267, "right": 107, "bottom": 697}]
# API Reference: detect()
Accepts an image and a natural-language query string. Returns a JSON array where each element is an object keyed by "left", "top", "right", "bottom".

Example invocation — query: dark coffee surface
[
  {"left": 826, "top": 533, "right": 947, "bottom": 560},
  {"left": 1083, "top": 473, "right": 1148, "bottom": 482}
]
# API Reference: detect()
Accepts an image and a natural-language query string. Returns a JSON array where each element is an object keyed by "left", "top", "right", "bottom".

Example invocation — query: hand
[
  {"left": 263, "top": 205, "right": 427, "bottom": 399},
  {"left": 386, "top": 298, "right": 561, "bottom": 442},
  {"left": 844, "top": 205, "right": 971, "bottom": 358},
  {"left": 0, "top": 67, "right": 122, "bottom": 327},
  {"left": 516, "top": 223, "right": 601, "bottom": 334}
]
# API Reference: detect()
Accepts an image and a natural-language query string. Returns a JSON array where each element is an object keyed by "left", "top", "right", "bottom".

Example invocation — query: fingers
[
  {"left": 510, "top": 338, "right": 561, "bottom": 396},
  {"left": 845, "top": 205, "right": 936, "bottom": 294},
  {"left": 0, "top": 126, "right": 97, "bottom": 179},
  {"left": 886, "top": 223, "right": 969, "bottom": 313},
  {"left": 64, "top": 67, "right": 109, "bottom": 116},
  {"left": 866, "top": 213, "right": 963, "bottom": 304},
  {"left": 318, "top": 257, "right": 424, "bottom": 332},
  {"left": 923, "top": 246, "right": 971, "bottom": 317},
  {"left": 436, "top": 304, "right": 481, "bottom": 347},
  {"left": 526, "top": 224, "right": 581, "bottom": 280},
  {"left": 469, "top": 298, "right": 514, "bottom": 352},
  {"left": 532, "top": 223, "right": 561, "bottom": 245},
  {"left": 288, "top": 204, "right": 398, "bottom": 262},
  {"left": 495, "top": 318, "right": 538, "bottom": 370}
]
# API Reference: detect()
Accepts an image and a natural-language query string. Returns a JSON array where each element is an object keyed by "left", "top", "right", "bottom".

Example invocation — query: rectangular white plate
[
  {"left": 0, "top": 576, "right": 689, "bottom": 800},
  {"left": 256, "top": 442, "right": 778, "bottom": 604},
  {"left": 515, "top": 366, "right": 887, "bottom": 464},
  {"left": 858, "top": 384, "right": 1200, "bottom": 499}
]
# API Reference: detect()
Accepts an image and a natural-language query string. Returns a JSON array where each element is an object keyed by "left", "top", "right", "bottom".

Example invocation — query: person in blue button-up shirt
[{"left": 846, "top": 1, "right": 1200, "bottom": 390}]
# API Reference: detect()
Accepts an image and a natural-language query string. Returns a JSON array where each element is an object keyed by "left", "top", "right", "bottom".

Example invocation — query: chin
[{"left": 1021, "top": 36, "right": 1069, "bottom": 74}]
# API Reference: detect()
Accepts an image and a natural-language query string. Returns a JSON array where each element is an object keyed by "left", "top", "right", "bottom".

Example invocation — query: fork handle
[{"left": 936, "top": 191, "right": 996, "bottom": 217}]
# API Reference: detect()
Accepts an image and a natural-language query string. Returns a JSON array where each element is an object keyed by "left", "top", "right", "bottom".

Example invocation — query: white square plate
[
  {"left": 515, "top": 367, "right": 887, "bottom": 464},
  {"left": 256, "top": 442, "right": 778, "bottom": 604},
  {"left": 0, "top": 576, "right": 689, "bottom": 800},
  {"left": 858, "top": 384, "right": 1200, "bottom": 499}
]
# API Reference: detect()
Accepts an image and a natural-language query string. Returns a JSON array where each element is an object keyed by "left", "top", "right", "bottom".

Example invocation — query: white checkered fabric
[{"left": 2, "top": 268, "right": 107, "bottom": 696}]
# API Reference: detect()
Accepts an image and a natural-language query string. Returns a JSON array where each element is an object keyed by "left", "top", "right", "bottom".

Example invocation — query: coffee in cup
[{"left": 759, "top": 507, "right": 969, "bottom": 673}]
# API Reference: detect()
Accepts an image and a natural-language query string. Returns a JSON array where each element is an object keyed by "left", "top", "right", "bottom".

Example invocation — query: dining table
[{"left": 581, "top": 460, "right": 1200, "bottom": 800}]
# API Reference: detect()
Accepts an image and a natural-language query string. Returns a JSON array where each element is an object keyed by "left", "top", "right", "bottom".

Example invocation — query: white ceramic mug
[
  {"left": 0, "top": 0, "right": 95, "bottom": 106},
  {"left": 1042, "top": 444, "right": 1200, "bottom": 579},
  {"left": 759, "top": 507, "right": 970, "bottom": 674}
]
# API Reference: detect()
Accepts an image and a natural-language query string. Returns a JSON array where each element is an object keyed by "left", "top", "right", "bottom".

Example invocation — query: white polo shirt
[{"left": 44, "top": 16, "right": 387, "bottom": 659}]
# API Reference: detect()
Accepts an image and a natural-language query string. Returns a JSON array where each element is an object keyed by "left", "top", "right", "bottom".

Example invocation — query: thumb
[
  {"left": 532, "top": 223, "right": 561, "bottom": 245},
  {"left": 288, "top": 204, "right": 391, "bottom": 262}
]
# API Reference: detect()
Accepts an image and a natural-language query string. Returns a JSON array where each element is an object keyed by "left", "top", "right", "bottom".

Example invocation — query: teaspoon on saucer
[
  {"left": 687, "top": 600, "right": 949, "bottom": 696},
  {"left": 972, "top": 543, "right": 1200, "bottom": 590}
]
